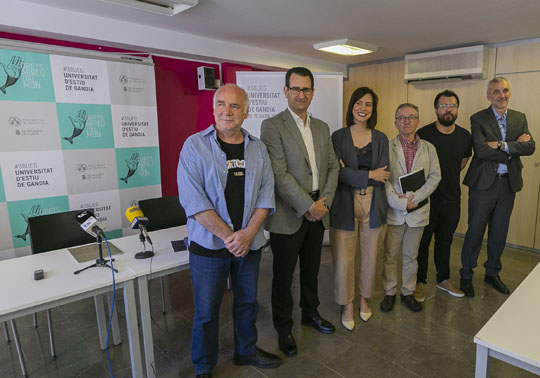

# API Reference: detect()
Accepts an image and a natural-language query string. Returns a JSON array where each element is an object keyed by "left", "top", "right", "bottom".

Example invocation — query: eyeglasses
[
  {"left": 438, "top": 103, "right": 458, "bottom": 109},
  {"left": 287, "top": 86, "right": 313, "bottom": 96},
  {"left": 396, "top": 115, "right": 419, "bottom": 123}
]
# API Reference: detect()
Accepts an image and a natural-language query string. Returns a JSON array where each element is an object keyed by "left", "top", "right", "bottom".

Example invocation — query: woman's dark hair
[{"left": 345, "top": 87, "right": 378, "bottom": 128}]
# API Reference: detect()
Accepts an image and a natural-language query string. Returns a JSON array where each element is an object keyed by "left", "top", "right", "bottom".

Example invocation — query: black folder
[{"left": 399, "top": 168, "right": 428, "bottom": 212}]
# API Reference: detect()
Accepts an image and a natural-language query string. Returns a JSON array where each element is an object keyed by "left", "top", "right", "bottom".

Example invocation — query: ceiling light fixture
[
  {"left": 100, "top": 0, "right": 198, "bottom": 16},
  {"left": 313, "top": 39, "right": 379, "bottom": 56}
]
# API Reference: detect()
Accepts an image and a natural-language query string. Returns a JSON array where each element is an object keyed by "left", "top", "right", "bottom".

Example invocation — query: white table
[
  {"left": 111, "top": 226, "right": 189, "bottom": 378},
  {"left": 0, "top": 249, "right": 144, "bottom": 378},
  {"left": 474, "top": 261, "right": 540, "bottom": 377}
]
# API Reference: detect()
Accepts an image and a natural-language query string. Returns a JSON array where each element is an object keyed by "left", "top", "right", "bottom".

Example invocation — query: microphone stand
[
  {"left": 74, "top": 233, "right": 118, "bottom": 274},
  {"left": 135, "top": 229, "right": 155, "bottom": 259}
]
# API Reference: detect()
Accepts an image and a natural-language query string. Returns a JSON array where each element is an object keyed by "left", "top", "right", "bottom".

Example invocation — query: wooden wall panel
[
  {"left": 496, "top": 41, "right": 540, "bottom": 74},
  {"left": 344, "top": 60, "right": 407, "bottom": 138}
]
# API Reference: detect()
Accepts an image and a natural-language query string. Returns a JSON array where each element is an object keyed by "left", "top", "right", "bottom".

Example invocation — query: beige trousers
[
  {"left": 330, "top": 189, "right": 386, "bottom": 305},
  {"left": 382, "top": 223, "right": 424, "bottom": 296}
]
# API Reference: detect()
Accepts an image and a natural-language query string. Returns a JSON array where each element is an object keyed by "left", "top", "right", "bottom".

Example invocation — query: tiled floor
[{"left": 2, "top": 237, "right": 539, "bottom": 378}]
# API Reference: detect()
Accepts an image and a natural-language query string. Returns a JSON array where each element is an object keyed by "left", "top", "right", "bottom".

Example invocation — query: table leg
[
  {"left": 3, "top": 321, "right": 10, "bottom": 342},
  {"left": 10, "top": 320, "right": 27, "bottom": 377},
  {"left": 123, "top": 279, "right": 144, "bottom": 378},
  {"left": 475, "top": 345, "right": 490, "bottom": 378},
  {"left": 138, "top": 275, "right": 156, "bottom": 378},
  {"left": 107, "top": 291, "right": 122, "bottom": 345},
  {"left": 94, "top": 295, "right": 108, "bottom": 350}
]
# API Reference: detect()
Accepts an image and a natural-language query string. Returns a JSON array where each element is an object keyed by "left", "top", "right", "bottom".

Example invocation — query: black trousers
[
  {"left": 270, "top": 219, "right": 324, "bottom": 335},
  {"left": 460, "top": 177, "right": 516, "bottom": 280},
  {"left": 417, "top": 200, "right": 461, "bottom": 284}
]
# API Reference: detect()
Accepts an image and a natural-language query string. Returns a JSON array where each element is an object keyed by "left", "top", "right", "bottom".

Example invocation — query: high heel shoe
[
  {"left": 359, "top": 301, "right": 372, "bottom": 322},
  {"left": 341, "top": 305, "right": 355, "bottom": 331},
  {"left": 359, "top": 310, "right": 372, "bottom": 322}
]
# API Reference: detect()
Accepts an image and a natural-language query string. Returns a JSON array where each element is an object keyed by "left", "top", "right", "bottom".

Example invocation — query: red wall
[{"left": 0, "top": 32, "right": 267, "bottom": 196}]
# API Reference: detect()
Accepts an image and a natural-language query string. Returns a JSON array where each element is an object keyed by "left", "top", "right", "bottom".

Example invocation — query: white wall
[{"left": 0, "top": 0, "right": 346, "bottom": 75}]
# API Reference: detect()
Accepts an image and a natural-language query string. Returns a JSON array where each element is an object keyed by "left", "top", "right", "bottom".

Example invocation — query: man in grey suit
[
  {"left": 260, "top": 67, "right": 339, "bottom": 357},
  {"left": 460, "top": 77, "right": 535, "bottom": 297}
]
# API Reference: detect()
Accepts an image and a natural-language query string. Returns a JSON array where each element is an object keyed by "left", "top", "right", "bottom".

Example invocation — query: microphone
[
  {"left": 125, "top": 206, "right": 154, "bottom": 260},
  {"left": 125, "top": 206, "right": 152, "bottom": 245},
  {"left": 76, "top": 210, "right": 106, "bottom": 238}
]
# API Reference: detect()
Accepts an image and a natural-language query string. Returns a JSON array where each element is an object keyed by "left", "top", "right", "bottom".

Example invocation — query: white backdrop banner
[
  {"left": 0, "top": 47, "right": 160, "bottom": 259},
  {"left": 236, "top": 71, "right": 343, "bottom": 138}
]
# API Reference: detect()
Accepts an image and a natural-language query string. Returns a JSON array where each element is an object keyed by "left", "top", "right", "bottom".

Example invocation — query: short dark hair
[
  {"left": 434, "top": 90, "right": 460, "bottom": 108},
  {"left": 285, "top": 67, "right": 314, "bottom": 88},
  {"left": 345, "top": 87, "right": 379, "bottom": 129}
]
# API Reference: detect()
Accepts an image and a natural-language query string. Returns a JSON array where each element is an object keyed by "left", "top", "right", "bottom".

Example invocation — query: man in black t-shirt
[{"left": 414, "top": 90, "right": 472, "bottom": 302}]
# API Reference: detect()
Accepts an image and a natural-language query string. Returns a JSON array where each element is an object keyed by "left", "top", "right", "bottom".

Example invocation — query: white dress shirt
[{"left": 288, "top": 107, "right": 319, "bottom": 191}]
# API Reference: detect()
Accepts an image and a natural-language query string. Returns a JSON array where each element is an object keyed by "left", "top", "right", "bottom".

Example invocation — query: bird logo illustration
[{"left": 0, "top": 56, "right": 24, "bottom": 94}]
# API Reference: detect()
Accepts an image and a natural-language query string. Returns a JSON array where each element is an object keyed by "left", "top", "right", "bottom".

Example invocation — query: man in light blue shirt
[{"left": 177, "top": 84, "right": 281, "bottom": 378}]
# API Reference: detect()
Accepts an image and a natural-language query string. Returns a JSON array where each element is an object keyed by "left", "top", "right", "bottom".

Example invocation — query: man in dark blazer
[
  {"left": 460, "top": 77, "right": 535, "bottom": 297},
  {"left": 260, "top": 67, "right": 339, "bottom": 357}
]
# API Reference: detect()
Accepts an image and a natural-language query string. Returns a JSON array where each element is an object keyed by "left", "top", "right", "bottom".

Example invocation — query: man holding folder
[{"left": 381, "top": 103, "right": 440, "bottom": 313}]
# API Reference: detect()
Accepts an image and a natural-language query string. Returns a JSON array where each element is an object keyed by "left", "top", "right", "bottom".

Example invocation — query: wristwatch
[{"left": 497, "top": 141, "right": 503, "bottom": 150}]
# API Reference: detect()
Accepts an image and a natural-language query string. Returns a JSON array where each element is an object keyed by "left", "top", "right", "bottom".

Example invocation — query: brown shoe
[
  {"left": 436, "top": 280, "right": 465, "bottom": 298},
  {"left": 414, "top": 282, "right": 425, "bottom": 303}
]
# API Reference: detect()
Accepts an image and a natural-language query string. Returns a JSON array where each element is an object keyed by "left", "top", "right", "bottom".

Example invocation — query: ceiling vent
[
  {"left": 404, "top": 45, "right": 488, "bottom": 83},
  {"left": 101, "top": 0, "right": 198, "bottom": 16}
]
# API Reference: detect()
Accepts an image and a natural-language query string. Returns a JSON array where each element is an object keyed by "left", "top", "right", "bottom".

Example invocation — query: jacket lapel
[
  {"left": 391, "top": 137, "right": 407, "bottom": 175},
  {"left": 282, "top": 110, "right": 310, "bottom": 165},
  {"left": 485, "top": 106, "right": 503, "bottom": 140}
]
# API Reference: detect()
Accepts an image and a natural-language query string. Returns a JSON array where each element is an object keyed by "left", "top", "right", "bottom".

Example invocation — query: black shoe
[
  {"left": 302, "top": 315, "right": 336, "bottom": 334},
  {"left": 484, "top": 275, "right": 510, "bottom": 294},
  {"left": 379, "top": 295, "right": 396, "bottom": 312},
  {"left": 195, "top": 374, "right": 212, "bottom": 378},
  {"left": 460, "top": 278, "right": 475, "bottom": 298},
  {"left": 278, "top": 332, "right": 298, "bottom": 357},
  {"left": 400, "top": 294, "right": 422, "bottom": 312},
  {"left": 234, "top": 346, "right": 282, "bottom": 369}
]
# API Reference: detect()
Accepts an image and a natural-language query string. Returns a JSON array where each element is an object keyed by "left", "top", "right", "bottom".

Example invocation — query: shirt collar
[
  {"left": 398, "top": 133, "right": 419, "bottom": 145},
  {"left": 288, "top": 107, "right": 311, "bottom": 128},
  {"left": 491, "top": 107, "right": 507, "bottom": 123},
  {"left": 203, "top": 124, "right": 254, "bottom": 144}
]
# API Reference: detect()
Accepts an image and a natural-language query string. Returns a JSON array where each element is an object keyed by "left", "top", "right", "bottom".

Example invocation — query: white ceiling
[{"left": 13, "top": 0, "right": 540, "bottom": 66}]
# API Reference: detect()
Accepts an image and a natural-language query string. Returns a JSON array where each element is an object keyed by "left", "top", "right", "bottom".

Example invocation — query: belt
[
  {"left": 309, "top": 190, "right": 320, "bottom": 200},
  {"left": 495, "top": 173, "right": 509, "bottom": 178},
  {"left": 354, "top": 186, "right": 374, "bottom": 196}
]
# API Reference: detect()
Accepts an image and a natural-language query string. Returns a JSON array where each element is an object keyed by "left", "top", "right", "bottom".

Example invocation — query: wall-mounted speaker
[{"left": 197, "top": 66, "right": 216, "bottom": 90}]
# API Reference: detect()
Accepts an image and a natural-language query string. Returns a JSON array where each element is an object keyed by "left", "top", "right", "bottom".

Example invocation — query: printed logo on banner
[
  {"left": 7, "top": 196, "right": 69, "bottom": 248},
  {"left": 0, "top": 49, "right": 55, "bottom": 102},
  {"left": 0, "top": 167, "right": 6, "bottom": 203},
  {"left": 117, "top": 184, "right": 162, "bottom": 228},
  {"left": 111, "top": 105, "right": 159, "bottom": 148},
  {"left": 107, "top": 61, "right": 156, "bottom": 106},
  {"left": 0, "top": 151, "right": 68, "bottom": 202},
  {"left": 68, "top": 189, "right": 122, "bottom": 237},
  {"left": 49, "top": 55, "right": 110, "bottom": 104},
  {"left": 115, "top": 147, "right": 161, "bottom": 188},
  {"left": 63, "top": 149, "right": 118, "bottom": 194},
  {"left": 57, "top": 103, "right": 114, "bottom": 149},
  {"left": 0, "top": 101, "right": 61, "bottom": 152}
]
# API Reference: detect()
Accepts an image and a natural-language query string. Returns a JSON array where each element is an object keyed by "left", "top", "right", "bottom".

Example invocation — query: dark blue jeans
[{"left": 190, "top": 251, "right": 261, "bottom": 375}]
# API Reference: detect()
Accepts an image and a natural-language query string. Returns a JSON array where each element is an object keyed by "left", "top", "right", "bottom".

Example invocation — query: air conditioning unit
[
  {"left": 404, "top": 45, "right": 488, "bottom": 83},
  {"left": 101, "top": 0, "right": 198, "bottom": 16}
]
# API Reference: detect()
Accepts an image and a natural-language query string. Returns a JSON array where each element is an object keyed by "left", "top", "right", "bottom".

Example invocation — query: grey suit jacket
[
  {"left": 463, "top": 107, "right": 535, "bottom": 193},
  {"left": 260, "top": 109, "right": 339, "bottom": 234}
]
